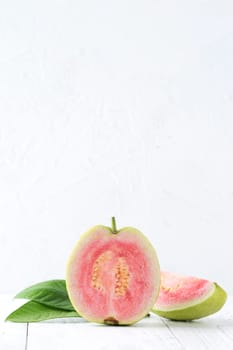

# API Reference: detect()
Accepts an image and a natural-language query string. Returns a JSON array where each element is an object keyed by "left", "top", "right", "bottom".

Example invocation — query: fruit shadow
[
  {"left": 162, "top": 316, "right": 233, "bottom": 330},
  {"left": 43, "top": 315, "right": 233, "bottom": 329},
  {"left": 43, "top": 317, "right": 89, "bottom": 324},
  {"left": 42, "top": 316, "right": 164, "bottom": 327}
]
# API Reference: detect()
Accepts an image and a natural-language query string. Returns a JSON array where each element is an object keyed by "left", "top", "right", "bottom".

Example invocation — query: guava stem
[{"left": 111, "top": 216, "right": 117, "bottom": 234}]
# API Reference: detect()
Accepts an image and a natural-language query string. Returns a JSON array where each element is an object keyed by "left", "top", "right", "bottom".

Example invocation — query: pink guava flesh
[
  {"left": 152, "top": 271, "right": 227, "bottom": 321},
  {"left": 66, "top": 225, "right": 160, "bottom": 324},
  {"left": 156, "top": 271, "right": 214, "bottom": 311}
]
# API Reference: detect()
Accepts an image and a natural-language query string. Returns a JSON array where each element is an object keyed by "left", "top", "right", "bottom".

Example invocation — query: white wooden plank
[
  {"left": 0, "top": 294, "right": 27, "bottom": 350},
  {"left": 210, "top": 297, "right": 233, "bottom": 346},
  {"left": 163, "top": 318, "right": 233, "bottom": 350},
  {"left": 27, "top": 315, "right": 183, "bottom": 350},
  {"left": 162, "top": 297, "right": 233, "bottom": 350},
  {"left": 0, "top": 322, "right": 27, "bottom": 350}
]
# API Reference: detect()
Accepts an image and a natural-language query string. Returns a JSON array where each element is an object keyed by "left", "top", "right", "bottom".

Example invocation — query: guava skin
[
  {"left": 152, "top": 277, "right": 227, "bottom": 321},
  {"left": 66, "top": 220, "right": 160, "bottom": 325}
]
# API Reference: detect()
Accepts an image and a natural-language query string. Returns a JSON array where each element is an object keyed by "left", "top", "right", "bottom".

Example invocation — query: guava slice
[
  {"left": 151, "top": 271, "right": 227, "bottom": 321},
  {"left": 66, "top": 218, "right": 160, "bottom": 325}
]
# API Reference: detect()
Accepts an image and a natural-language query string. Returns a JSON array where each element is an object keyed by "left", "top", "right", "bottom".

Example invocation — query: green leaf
[
  {"left": 6, "top": 301, "right": 80, "bottom": 323},
  {"left": 15, "top": 280, "right": 74, "bottom": 311}
]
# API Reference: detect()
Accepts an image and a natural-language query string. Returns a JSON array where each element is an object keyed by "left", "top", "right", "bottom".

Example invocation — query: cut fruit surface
[
  {"left": 152, "top": 271, "right": 227, "bottom": 321},
  {"left": 66, "top": 219, "right": 160, "bottom": 325}
]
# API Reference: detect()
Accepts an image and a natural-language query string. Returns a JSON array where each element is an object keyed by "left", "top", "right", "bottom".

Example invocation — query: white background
[{"left": 0, "top": 0, "right": 233, "bottom": 293}]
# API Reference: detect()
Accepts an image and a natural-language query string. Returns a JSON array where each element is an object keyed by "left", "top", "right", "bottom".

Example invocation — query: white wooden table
[{"left": 1, "top": 294, "right": 233, "bottom": 350}]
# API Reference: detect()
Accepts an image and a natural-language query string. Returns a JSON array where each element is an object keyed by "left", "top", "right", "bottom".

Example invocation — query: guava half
[
  {"left": 66, "top": 218, "right": 160, "bottom": 325},
  {"left": 151, "top": 271, "right": 227, "bottom": 321}
]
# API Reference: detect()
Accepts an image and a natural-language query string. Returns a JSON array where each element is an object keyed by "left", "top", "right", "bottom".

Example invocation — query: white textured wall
[{"left": 0, "top": 0, "right": 233, "bottom": 293}]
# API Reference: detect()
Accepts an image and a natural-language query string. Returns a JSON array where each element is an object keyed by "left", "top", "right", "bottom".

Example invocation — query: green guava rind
[
  {"left": 66, "top": 224, "right": 160, "bottom": 325},
  {"left": 151, "top": 283, "right": 227, "bottom": 321}
]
